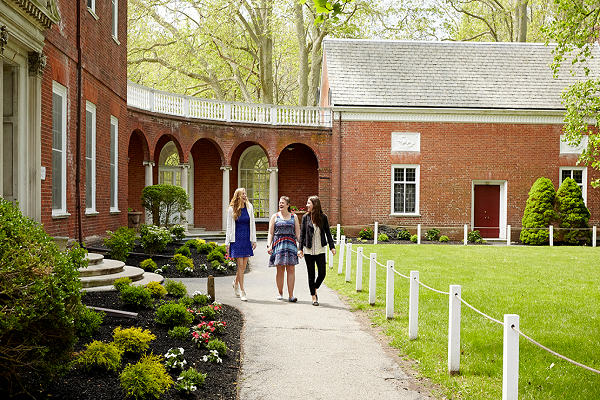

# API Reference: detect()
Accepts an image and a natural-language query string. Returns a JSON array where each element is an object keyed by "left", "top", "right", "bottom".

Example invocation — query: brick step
[{"left": 79, "top": 258, "right": 125, "bottom": 277}]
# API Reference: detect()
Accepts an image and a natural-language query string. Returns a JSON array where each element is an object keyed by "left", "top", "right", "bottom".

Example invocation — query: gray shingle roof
[{"left": 323, "top": 39, "right": 600, "bottom": 110}]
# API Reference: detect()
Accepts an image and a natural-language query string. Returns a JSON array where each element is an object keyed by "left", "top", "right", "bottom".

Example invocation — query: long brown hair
[
  {"left": 308, "top": 196, "right": 323, "bottom": 227},
  {"left": 229, "top": 188, "right": 247, "bottom": 220}
]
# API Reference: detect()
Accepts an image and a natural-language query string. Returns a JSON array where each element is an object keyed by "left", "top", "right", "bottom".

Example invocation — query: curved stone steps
[
  {"left": 79, "top": 259, "right": 125, "bottom": 277},
  {"left": 80, "top": 253, "right": 164, "bottom": 292}
]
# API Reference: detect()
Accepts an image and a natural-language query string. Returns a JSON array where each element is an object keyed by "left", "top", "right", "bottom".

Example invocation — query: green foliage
[
  {"left": 211, "top": 260, "right": 222, "bottom": 269},
  {"left": 76, "top": 341, "right": 123, "bottom": 372},
  {"left": 113, "top": 326, "right": 156, "bottom": 354},
  {"left": 196, "top": 305, "right": 217, "bottom": 320},
  {"left": 155, "top": 303, "right": 194, "bottom": 326},
  {"left": 139, "top": 224, "right": 172, "bottom": 255},
  {"left": 330, "top": 226, "right": 344, "bottom": 238},
  {"left": 397, "top": 230, "right": 412, "bottom": 240},
  {"left": 170, "top": 224, "right": 187, "bottom": 241},
  {"left": 146, "top": 281, "right": 167, "bottom": 298},
  {"left": 103, "top": 226, "right": 137, "bottom": 262},
  {"left": 164, "top": 279, "right": 188, "bottom": 298},
  {"left": 425, "top": 228, "right": 440, "bottom": 241},
  {"left": 140, "top": 258, "right": 158, "bottom": 272},
  {"left": 141, "top": 184, "right": 191, "bottom": 228},
  {"left": 191, "top": 291, "right": 211, "bottom": 306},
  {"left": 216, "top": 244, "right": 227, "bottom": 255},
  {"left": 556, "top": 178, "right": 591, "bottom": 244},
  {"left": 358, "top": 227, "right": 374, "bottom": 240},
  {"left": 0, "top": 199, "right": 86, "bottom": 394},
  {"left": 175, "top": 368, "right": 206, "bottom": 394},
  {"left": 120, "top": 285, "right": 153, "bottom": 308},
  {"left": 173, "top": 253, "right": 194, "bottom": 273},
  {"left": 114, "top": 277, "right": 133, "bottom": 292},
  {"left": 175, "top": 245, "right": 191, "bottom": 257},
  {"left": 197, "top": 243, "right": 213, "bottom": 254},
  {"left": 520, "top": 177, "right": 558, "bottom": 245},
  {"left": 467, "top": 230, "right": 485, "bottom": 244},
  {"left": 75, "top": 307, "right": 105, "bottom": 338},
  {"left": 206, "top": 338, "right": 228, "bottom": 356},
  {"left": 378, "top": 233, "right": 389, "bottom": 242},
  {"left": 168, "top": 326, "right": 190, "bottom": 341},
  {"left": 439, "top": 235, "right": 450, "bottom": 243},
  {"left": 410, "top": 234, "right": 418, "bottom": 243},
  {"left": 120, "top": 353, "right": 173, "bottom": 399},
  {"left": 207, "top": 249, "right": 225, "bottom": 263}
]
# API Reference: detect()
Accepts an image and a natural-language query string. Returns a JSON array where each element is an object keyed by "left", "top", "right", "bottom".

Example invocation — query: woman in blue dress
[
  {"left": 267, "top": 196, "right": 300, "bottom": 302},
  {"left": 225, "top": 188, "right": 257, "bottom": 302}
]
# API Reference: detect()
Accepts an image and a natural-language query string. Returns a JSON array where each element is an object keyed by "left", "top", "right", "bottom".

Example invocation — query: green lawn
[{"left": 324, "top": 244, "right": 600, "bottom": 399}]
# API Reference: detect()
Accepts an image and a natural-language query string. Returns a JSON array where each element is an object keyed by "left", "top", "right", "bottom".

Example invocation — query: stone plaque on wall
[
  {"left": 392, "top": 132, "right": 420, "bottom": 152},
  {"left": 560, "top": 134, "right": 587, "bottom": 154}
]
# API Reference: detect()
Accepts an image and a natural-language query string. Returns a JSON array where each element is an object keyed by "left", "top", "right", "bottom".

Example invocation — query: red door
[{"left": 474, "top": 185, "right": 500, "bottom": 238}]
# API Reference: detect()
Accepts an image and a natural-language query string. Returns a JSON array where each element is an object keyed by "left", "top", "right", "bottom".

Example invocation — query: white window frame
[
  {"left": 112, "top": 0, "right": 119, "bottom": 41},
  {"left": 390, "top": 164, "right": 420, "bottom": 216},
  {"left": 238, "top": 145, "right": 270, "bottom": 220},
  {"left": 87, "top": 0, "right": 98, "bottom": 19},
  {"left": 52, "top": 82, "right": 68, "bottom": 217},
  {"left": 85, "top": 102, "right": 97, "bottom": 214},
  {"left": 110, "top": 116, "right": 119, "bottom": 212},
  {"left": 559, "top": 167, "right": 587, "bottom": 204}
]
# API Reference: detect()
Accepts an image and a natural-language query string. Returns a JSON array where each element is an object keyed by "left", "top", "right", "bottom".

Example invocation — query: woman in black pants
[{"left": 297, "top": 196, "right": 336, "bottom": 306}]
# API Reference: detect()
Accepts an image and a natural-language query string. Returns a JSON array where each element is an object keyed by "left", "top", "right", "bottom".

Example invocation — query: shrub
[
  {"left": 178, "top": 296, "right": 194, "bottom": 308},
  {"left": 75, "top": 307, "right": 105, "bottom": 338},
  {"left": 467, "top": 230, "right": 485, "bottom": 244},
  {"left": 146, "top": 281, "right": 167, "bottom": 298},
  {"left": 191, "top": 291, "right": 211, "bottom": 306},
  {"left": 120, "top": 285, "right": 153, "bottom": 308},
  {"left": 211, "top": 260, "right": 224, "bottom": 270},
  {"left": 164, "top": 279, "right": 188, "bottom": 298},
  {"left": 141, "top": 184, "right": 191, "bottom": 228},
  {"left": 173, "top": 253, "right": 194, "bottom": 273},
  {"left": 196, "top": 305, "right": 217, "bottom": 320},
  {"left": 76, "top": 340, "right": 122, "bottom": 372},
  {"left": 155, "top": 303, "right": 194, "bottom": 326},
  {"left": 207, "top": 249, "right": 224, "bottom": 263},
  {"left": 378, "top": 233, "right": 389, "bottom": 242},
  {"left": 556, "top": 177, "right": 591, "bottom": 244},
  {"left": 140, "top": 258, "right": 157, "bottom": 272},
  {"left": 216, "top": 245, "right": 227, "bottom": 255},
  {"left": 398, "top": 230, "right": 411, "bottom": 240},
  {"left": 410, "top": 234, "right": 418, "bottom": 243},
  {"left": 120, "top": 353, "right": 173, "bottom": 400},
  {"left": 103, "top": 226, "right": 137, "bottom": 262},
  {"left": 113, "top": 326, "right": 156, "bottom": 354},
  {"left": 168, "top": 326, "right": 190, "bottom": 341},
  {"left": 425, "top": 228, "right": 440, "bottom": 241},
  {"left": 197, "top": 243, "right": 213, "bottom": 254},
  {"left": 175, "top": 368, "right": 206, "bottom": 394},
  {"left": 175, "top": 245, "right": 191, "bottom": 257},
  {"left": 170, "top": 224, "right": 187, "bottom": 241},
  {"left": 113, "top": 277, "right": 133, "bottom": 292},
  {"left": 139, "top": 224, "right": 172, "bottom": 255},
  {"left": 0, "top": 199, "right": 87, "bottom": 394},
  {"left": 520, "top": 177, "right": 558, "bottom": 245},
  {"left": 208, "top": 242, "right": 218, "bottom": 249},
  {"left": 439, "top": 235, "right": 450, "bottom": 242},
  {"left": 330, "top": 226, "right": 344, "bottom": 238},
  {"left": 206, "top": 338, "right": 228, "bottom": 356},
  {"left": 358, "top": 227, "right": 374, "bottom": 240}
]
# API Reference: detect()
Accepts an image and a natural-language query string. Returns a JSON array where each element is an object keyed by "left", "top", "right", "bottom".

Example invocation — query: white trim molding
[{"left": 471, "top": 180, "right": 508, "bottom": 239}]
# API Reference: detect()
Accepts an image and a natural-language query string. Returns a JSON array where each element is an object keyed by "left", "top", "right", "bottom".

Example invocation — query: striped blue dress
[{"left": 269, "top": 213, "right": 298, "bottom": 267}]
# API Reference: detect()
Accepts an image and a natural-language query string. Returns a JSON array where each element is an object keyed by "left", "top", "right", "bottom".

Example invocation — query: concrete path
[{"left": 178, "top": 239, "right": 434, "bottom": 400}]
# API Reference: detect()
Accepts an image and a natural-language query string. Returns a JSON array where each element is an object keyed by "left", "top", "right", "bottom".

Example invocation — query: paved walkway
[{"left": 179, "top": 239, "right": 434, "bottom": 400}]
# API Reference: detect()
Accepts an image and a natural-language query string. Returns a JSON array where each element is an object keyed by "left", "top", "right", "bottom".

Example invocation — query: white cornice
[{"left": 5, "top": 0, "right": 60, "bottom": 30}]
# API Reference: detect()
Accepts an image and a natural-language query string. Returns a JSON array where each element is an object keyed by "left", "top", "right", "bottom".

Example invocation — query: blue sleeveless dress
[
  {"left": 269, "top": 213, "right": 298, "bottom": 267},
  {"left": 229, "top": 207, "right": 254, "bottom": 258}
]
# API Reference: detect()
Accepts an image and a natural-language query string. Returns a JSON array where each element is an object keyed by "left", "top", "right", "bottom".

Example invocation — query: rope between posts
[
  {"left": 511, "top": 326, "right": 600, "bottom": 375},
  {"left": 392, "top": 268, "right": 410, "bottom": 279},
  {"left": 414, "top": 278, "right": 450, "bottom": 295},
  {"left": 455, "top": 294, "right": 504, "bottom": 325}
]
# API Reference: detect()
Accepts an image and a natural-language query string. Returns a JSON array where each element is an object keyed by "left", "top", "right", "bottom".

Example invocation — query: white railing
[{"left": 127, "top": 80, "right": 332, "bottom": 127}]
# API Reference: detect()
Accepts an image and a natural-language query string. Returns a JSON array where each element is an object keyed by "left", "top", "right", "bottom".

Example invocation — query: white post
[
  {"left": 417, "top": 224, "right": 421, "bottom": 244},
  {"left": 338, "top": 235, "right": 346, "bottom": 274},
  {"left": 506, "top": 224, "right": 511, "bottom": 246},
  {"left": 220, "top": 166, "right": 231, "bottom": 230},
  {"left": 336, "top": 224, "right": 341, "bottom": 245},
  {"left": 409, "top": 271, "right": 419, "bottom": 340},
  {"left": 345, "top": 242, "right": 352, "bottom": 282},
  {"left": 268, "top": 167, "right": 279, "bottom": 217},
  {"left": 549, "top": 225, "right": 554, "bottom": 247},
  {"left": 464, "top": 224, "right": 468, "bottom": 245},
  {"left": 179, "top": 164, "right": 190, "bottom": 230},
  {"left": 374, "top": 222, "right": 379, "bottom": 245},
  {"left": 386, "top": 260, "right": 395, "bottom": 319},
  {"left": 448, "top": 285, "right": 461, "bottom": 375},
  {"left": 143, "top": 161, "right": 155, "bottom": 224},
  {"left": 502, "top": 314, "right": 520, "bottom": 400},
  {"left": 356, "top": 247, "right": 363, "bottom": 292},
  {"left": 594, "top": 226, "right": 597, "bottom": 248},
  {"left": 369, "top": 253, "right": 377, "bottom": 305}
]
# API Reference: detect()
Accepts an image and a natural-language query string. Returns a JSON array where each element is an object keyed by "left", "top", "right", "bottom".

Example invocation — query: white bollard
[
  {"left": 336, "top": 224, "right": 341, "bottom": 245},
  {"left": 409, "top": 271, "right": 419, "bottom": 340},
  {"left": 386, "top": 260, "right": 395, "bottom": 319},
  {"left": 337, "top": 235, "right": 345, "bottom": 274},
  {"left": 369, "top": 253, "right": 377, "bottom": 305},
  {"left": 374, "top": 222, "right": 379, "bottom": 245},
  {"left": 417, "top": 224, "right": 421, "bottom": 244},
  {"left": 507, "top": 225, "right": 511, "bottom": 246},
  {"left": 356, "top": 247, "right": 363, "bottom": 292},
  {"left": 464, "top": 224, "right": 468, "bottom": 245},
  {"left": 345, "top": 242, "right": 352, "bottom": 282},
  {"left": 448, "top": 285, "right": 461, "bottom": 375},
  {"left": 502, "top": 314, "right": 520, "bottom": 400},
  {"left": 549, "top": 225, "right": 554, "bottom": 247},
  {"left": 594, "top": 226, "right": 597, "bottom": 248}
]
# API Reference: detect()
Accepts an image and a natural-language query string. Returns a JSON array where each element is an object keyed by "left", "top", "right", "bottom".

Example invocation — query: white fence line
[{"left": 127, "top": 80, "right": 332, "bottom": 127}]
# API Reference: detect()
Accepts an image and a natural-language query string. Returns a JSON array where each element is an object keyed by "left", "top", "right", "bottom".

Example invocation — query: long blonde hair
[{"left": 229, "top": 188, "right": 247, "bottom": 220}]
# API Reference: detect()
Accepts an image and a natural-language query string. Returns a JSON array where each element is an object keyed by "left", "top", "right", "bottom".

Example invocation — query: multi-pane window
[
  {"left": 85, "top": 102, "right": 96, "bottom": 213},
  {"left": 110, "top": 116, "right": 118, "bottom": 211},
  {"left": 52, "top": 82, "right": 67, "bottom": 215},
  {"left": 112, "top": 0, "right": 118, "bottom": 39},
  {"left": 159, "top": 142, "right": 181, "bottom": 186},
  {"left": 239, "top": 145, "right": 269, "bottom": 219},
  {"left": 560, "top": 167, "right": 587, "bottom": 203},
  {"left": 392, "top": 165, "right": 419, "bottom": 214}
]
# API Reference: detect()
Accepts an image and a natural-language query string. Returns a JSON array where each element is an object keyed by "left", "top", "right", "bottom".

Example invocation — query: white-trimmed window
[
  {"left": 159, "top": 141, "right": 181, "bottom": 186},
  {"left": 52, "top": 82, "right": 68, "bottom": 216},
  {"left": 560, "top": 167, "right": 587, "bottom": 203},
  {"left": 110, "top": 116, "right": 119, "bottom": 211},
  {"left": 85, "top": 102, "right": 97, "bottom": 213},
  {"left": 239, "top": 145, "right": 269, "bottom": 219},
  {"left": 87, "top": 0, "right": 95, "bottom": 13},
  {"left": 391, "top": 165, "right": 419, "bottom": 215},
  {"left": 112, "top": 0, "right": 118, "bottom": 40}
]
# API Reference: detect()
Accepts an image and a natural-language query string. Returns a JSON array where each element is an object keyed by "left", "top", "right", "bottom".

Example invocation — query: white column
[
  {"left": 268, "top": 167, "right": 278, "bottom": 217},
  {"left": 143, "top": 161, "right": 154, "bottom": 224},
  {"left": 221, "top": 166, "right": 232, "bottom": 231},
  {"left": 28, "top": 67, "right": 42, "bottom": 222},
  {"left": 179, "top": 163, "right": 189, "bottom": 230}
]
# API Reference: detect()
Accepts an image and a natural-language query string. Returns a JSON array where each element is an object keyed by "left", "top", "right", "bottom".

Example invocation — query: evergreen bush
[
  {"left": 76, "top": 341, "right": 123, "bottom": 372},
  {"left": 164, "top": 279, "right": 188, "bottom": 298},
  {"left": 146, "top": 281, "right": 167, "bottom": 298},
  {"left": 155, "top": 303, "right": 194, "bottom": 326},
  {"left": 74, "top": 307, "right": 105, "bottom": 338},
  {"left": 520, "top": 177, "right": 558, "bottom": 245},
  {"left": 113, "top": 277, "right": 133, "bottom": 292},
  {"left": 378, "top": 233, "right": 389, "bottom": 242},
  {"left": 113, "top": 326, "right": 156, "bottom": 354},
  {"left": 207, "top": 249, "right": 225, "bottom": 263},
  {"left": 103, "top": 226, "right": 136, "bottom": 262},
  {"left": 175, "top": 245, "right": 191, "bottom": 257},
  {"left": 556, "top": 178, "right": 591, "bottom": 244},
  {"left": 140, "top": 258, "right": 158, "bottom": 272},
  {"left": 120, "top": 354, "right": 173, "bottom": 399},
  {"left": 168, "top": 326, "right": 190, "bottom": 341},
  {"left": 120, "top": 285, "right": 153, "bottom": 308}
]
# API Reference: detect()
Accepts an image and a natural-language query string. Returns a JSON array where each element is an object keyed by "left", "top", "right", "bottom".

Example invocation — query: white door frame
[{"left": 471, "top": 180, "right": 507, "bottom": 239}]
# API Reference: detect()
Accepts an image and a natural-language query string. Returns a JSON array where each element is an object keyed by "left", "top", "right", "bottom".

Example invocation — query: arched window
[
  {"left": 158, "top": 141, "right": 181, "bottom": 186},
  {"left": 239, "top": 145, "right": 269, "bottom": 218}
]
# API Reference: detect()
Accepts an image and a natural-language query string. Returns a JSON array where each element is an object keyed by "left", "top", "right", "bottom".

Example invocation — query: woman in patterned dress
[
  {"left": 225, "top": 188, "right": 257, "bottom": 302},
  {"left": 267, "top": 196, "right": 300, "bottom": 302}
]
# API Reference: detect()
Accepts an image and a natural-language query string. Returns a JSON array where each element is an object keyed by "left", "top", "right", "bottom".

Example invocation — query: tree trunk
[
  {"left": 295, "top": 2, "right": 309, "bottom": 106},
  {"left": 515, "top": 0, "right": 528, "bottom": 42}
]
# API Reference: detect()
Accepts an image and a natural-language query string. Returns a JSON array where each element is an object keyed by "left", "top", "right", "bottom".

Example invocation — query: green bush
[
  {"left": 410, "top": 234, "right": 418, "bottom": 243},
  {"left": 139, "top": 224, "right": 172, "bottom": 255},
  {"left": 398, "top": 230, "right": 411, "bottom": 240},
  {"left": 0, "top": 199, "right": 87, "bottom": 394},
  {"left": 75, "top": 307, "right": 105, "bottom": 338},
  {"left": 197, "top": 243, "right": 213, "bottom": 254},
  {"left": 120, "top": 353, "right": 173, "bottom": 400},
  {"left": 146, "top": 281, "right": 167, "bottom": 298},
  {"left": 556, "top": 177, "right": 591, "bottom": 244},
  {"left": 76, "top": 340, "right": 122, "bottom": 372},
  {"left": 330, "top": 226, "right": 344, "bottom": 238},
  {"left": 120, "top": 285, "right": 153, "bottom": 308},
  {"left": 141, "top": 184, "right": 191, "bottom": 228},
  {"left": 175, "top": 368, "right": 206, "bottom": 394},
  {"left": 191, "top": 291, "right": 211, "bottom": 306},
  {"left": 140, "top": 258, "right": 157, "bottom": 272},
  {"left": 155, "top": 303, "right": 194, "bottom": 326},
  {"left": 168, "top": 326, "right": 190, "bottom": 341},
  {"left": 173, "top": 253, "right": 194, "bottom": 273},
  {"left": 358, "top": 227, "right": 374, "bottom": 240},
  {"left": 207, "top": 249, "right": 224, "bottom": 263},
  {"left": 216, "top": 245, "right": 227, "bottom": 255},
  {"left": 439, "top": 235, "right": 450, "bottom": 243},
  {"left": 520, "top": 177, "right": 558, "bottom": 245},
  {"left": 211, "top": 260, "right": 222, "bottom": 270},
  {"left": 378, "top": 233, "right": 389, "bottom": 242},
  {"left": 113, "top": 326, "right": 156, "bottom": 354},
  {"left": 175, "top": 245, "right": 191, "bottom": 257},
  {"left": 206, "top": 338, "right": 228, "bottom": 356},
  {"left": 164, "top": 279, "right": 188, "bottom": 298},
  {"left": 467, "top": 230, "right": 485, "bottom": 244},
  {"left": 196, "top": 305, "right": 217, "bottom": 320},
  {"left": 425, "top": 228, "right": 440, "bottom": 241},
  {"left": 170, "top": 224, "right": 187, "bottom": 241},
  {"left": 113, "top": 277, "right": 133, "bottom": 292},
  {"left": 103, "top": 226, "right": 136, "bottom": 262},
  {"left": 178, "top": 296, "right": 194, "bottom": 308}
]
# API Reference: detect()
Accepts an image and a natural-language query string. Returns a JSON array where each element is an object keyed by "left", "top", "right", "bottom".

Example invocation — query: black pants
[{"left": 305, "top": 253, "right": 327, "bottom": 296}]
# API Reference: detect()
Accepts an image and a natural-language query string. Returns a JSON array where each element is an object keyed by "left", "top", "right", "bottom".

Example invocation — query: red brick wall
[
  {"left": 128, "top": 132, "right": 146, "bottom": 216},
  {"left": 277, "top": 143, "right": 319, "bottom": 211},
  {"left": 191, "top": 139, "right": 223, "bottom": 230}
]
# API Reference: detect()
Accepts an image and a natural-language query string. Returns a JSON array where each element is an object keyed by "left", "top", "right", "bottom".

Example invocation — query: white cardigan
[{"left": 225, "top": 202, "right": 257, "bottom": 246}]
